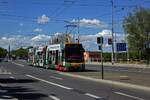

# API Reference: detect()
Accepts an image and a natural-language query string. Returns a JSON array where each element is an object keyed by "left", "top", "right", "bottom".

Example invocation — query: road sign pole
[
  {"left": 101, "top": 44, "right": 104, "bottom": 79},
  {"left": 97, "top": 36, "right": 104, "bottom": 79}
]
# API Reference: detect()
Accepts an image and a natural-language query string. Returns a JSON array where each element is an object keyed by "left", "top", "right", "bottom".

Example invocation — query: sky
[{"left": 0, "top": 0, "right": 150, "bottom": 51}]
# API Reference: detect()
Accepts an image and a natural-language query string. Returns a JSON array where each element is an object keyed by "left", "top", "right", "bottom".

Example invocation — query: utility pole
[
  {"left": 77, "top": 17, "right": 80, "bottom": 43},
  {"left": 8, "top": 45, "right": 10, "bottom": 60},
  {"left": 111, "top": 0, "right": 115, "bottom": 65}
]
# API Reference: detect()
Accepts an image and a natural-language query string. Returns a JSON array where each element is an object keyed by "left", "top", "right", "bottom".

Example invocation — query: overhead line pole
[
  {"left": 77, "top": 17, "right": 80, "bottom": 43},
  {"left": 111, "top": 0, "right": 115, "bottom": 65}
]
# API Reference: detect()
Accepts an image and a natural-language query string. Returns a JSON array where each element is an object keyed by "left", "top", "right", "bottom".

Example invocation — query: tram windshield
[{"left": 65, "top": 44, "right": 85, "bottom": 62}]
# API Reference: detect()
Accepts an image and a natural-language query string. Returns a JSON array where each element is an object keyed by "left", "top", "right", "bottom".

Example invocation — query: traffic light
[
  {"left": 97, "top": 37, "right": 103, "bottom": 44},
  {"left": 108, "top": 38, "right": 112, "bottom": 45}
]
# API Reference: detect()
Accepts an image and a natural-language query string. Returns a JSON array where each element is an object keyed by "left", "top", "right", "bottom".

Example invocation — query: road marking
[
  {"left": 50, "top": 76, "right": 63, "bottom": 80},
  {"left": 49, "top": 95, "right": 60, "bottom": 100},
  {"left": 85, "top": 93, "right": 102, "bottom": 99},
  {"left": 9, "top": 76, "right": 15, "bottom": 79},
  {"left": 26, "top": 74, "right": 73, "bottom": 90},
  {"left": 0, "top": 95, "right": 18, "bottom": 100},
  {"left": 11, "top": 62, "right": 24, "bottom": 67},
  {"left": 0, "top": 83, "right": 7, "bottom": 87},
  {"left": 0, "top": 72, "right": 12, "bottom": 75},
  {"left": 114, "top": 92, "right": 145, "bottom": 100},
  {"left": 0, "top": 66, "right": 11, "bottom": 75}
]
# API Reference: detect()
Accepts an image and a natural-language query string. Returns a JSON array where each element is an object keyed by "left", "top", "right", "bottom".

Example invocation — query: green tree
[
  {"left": 123, "top": 7, "right": 150, "bottom": 60},
  {"left": 0, "top": 47, "right": 7, "bottom": 58},
  {"left": 11, "top": 48, "right": 28, "bottom": 59}
]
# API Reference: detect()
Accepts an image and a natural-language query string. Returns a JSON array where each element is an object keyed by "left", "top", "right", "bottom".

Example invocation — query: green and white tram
[
  {"left": 46, "top": 42, "right": 85, "bottom": 71},
  {"left": 34, "top": 46, "right": 46, "bottom": 67}
]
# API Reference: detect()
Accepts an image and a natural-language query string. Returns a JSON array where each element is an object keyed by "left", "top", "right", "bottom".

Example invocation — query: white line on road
[
  {"left": 0, "top": 83, "right": 7, "bottom": 87},
  {"left": 85, "top": 93, "right": 102, "bottom": 99},
  {"left": 0, "top": 72, "right": 12, "bottom": 75},
  {"left": 11, "top": 62, "right": 24, "bottom": 67},
  {"left": 9, "top": 76, "right": 15, "bottom": 79},
  {"left": 49, "top": 95, "right": 60, "bottom": 100},
  {"left": 0, "top": 95, "right": 18, "bottom": 100},
  {"left": 50, "top": 76, "right": 63, "bottom": 80},
  {"left": 26, "top": 74, "right": 73, "bottom": 90},
  {"left": 114, "top": 92, "right": 145, "bottom": 100}
]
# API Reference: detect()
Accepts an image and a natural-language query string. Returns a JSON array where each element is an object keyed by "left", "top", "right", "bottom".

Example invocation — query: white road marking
[
  {"left": 11, "top": 62, "right": 24, "bottom": 67},
  {"left": 0, "top": 95, "right": 18, "bottom": 100},
  {"left": 85, "top": 93, "right": 102, "bottom": 99},
  {"left": 26, "top": 74, "right": 73, "bottom": 90},
  {"left": 0, "top": 72, "right": 12, "bottom": 75},
  {"left": 50, "top": 76, "right": 63, "bottom": 80},
  {"left": 114, "top": 92, "right": 145, "bottom": 100},
  {"left": 0, "top": 83, "right": 7, "bottom": 87},
  {"left": 9, "top": 76, "right": 15, "bottom": 79},
  {"left": 49, "top": 95, "right": 60, "bottom": 100},
  {"left": 0, "top": 66, "right": 11, "bottom": 75}
]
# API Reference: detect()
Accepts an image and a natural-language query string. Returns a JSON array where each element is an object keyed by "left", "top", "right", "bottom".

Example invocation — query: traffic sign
[{"left": 116, "top": 43, "right": 127, "bottom": 52}]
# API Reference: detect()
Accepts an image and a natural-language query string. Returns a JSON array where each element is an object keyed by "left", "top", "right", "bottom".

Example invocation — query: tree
[
  {"left": 123, "top": 7, "right": 150, "bottom": 60},
  {"left": 11, "top": 48, "right": 28, "bottom": 59},
  {"left": 0, "top": 47, "right": 7, "bottom": 58}
]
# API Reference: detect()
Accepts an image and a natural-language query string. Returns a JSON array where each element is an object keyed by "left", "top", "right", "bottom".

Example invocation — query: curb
[
  {"left": 86, "top": 63, "right": 150, "bottom": 69},
  {"left": 58, "top": 72, "right": 150, "bottom": 92}
]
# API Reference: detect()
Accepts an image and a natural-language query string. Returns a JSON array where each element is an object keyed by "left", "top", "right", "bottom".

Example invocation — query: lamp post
[{"left": 111, "top": 0, "right": 115, "bottom": 65}]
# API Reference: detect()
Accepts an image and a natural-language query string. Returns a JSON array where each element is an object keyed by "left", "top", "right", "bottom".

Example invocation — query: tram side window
[
  {"left": 55, "top": 50, "right": 58, "bottom": 64},
  {"left": 48, "top": 51, "right": 52, "bottom": 64},
  {"left": 62, "top": 50, "right": 64, "bottom": 62}
]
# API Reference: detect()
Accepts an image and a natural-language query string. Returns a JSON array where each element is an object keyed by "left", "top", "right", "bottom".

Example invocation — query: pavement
[{"left": 86, "top": 62, "right": 150, "bottom": 68}]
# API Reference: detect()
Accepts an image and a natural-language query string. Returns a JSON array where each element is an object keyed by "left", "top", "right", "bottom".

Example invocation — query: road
[
  {"left": 85, "top": 64, "right": 150, "bottom": 74},
  {"left": 0, "top": 61, "right": 150, "bottom": 100}
]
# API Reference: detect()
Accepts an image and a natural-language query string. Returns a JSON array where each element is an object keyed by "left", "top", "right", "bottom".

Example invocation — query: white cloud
[
  {"left": 19, "top": 23, "right": 23, "bottom": 26},
  {"left": 2, "top": 37, "right": 7, "bottom": 40},
  {"left": 0, "top": 30, "right": 125, "bottom": 52},
  {"left": 71, "top": 18, "right": 107, "bottom": 28},
  {"left": 97, "top": 29, "right": 112, "bottom": 37},
  {"left": 33, "top": 28, "right": 43, "bottom": 32},
  {"left": 0, "top": 35, "right": 51, "bottom": 50},
  {"left": 31, "top": 34, "right": 51, "bottom": 41},
  {"left": 37, "top": 14, "right": 49, "bottom": 24}
]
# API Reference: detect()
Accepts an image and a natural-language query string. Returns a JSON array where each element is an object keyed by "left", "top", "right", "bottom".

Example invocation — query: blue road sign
[{"left": 116, "top": 43, "right": 127, "bottom": 52}]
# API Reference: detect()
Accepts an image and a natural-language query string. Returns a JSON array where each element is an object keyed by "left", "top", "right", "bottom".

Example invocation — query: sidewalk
[{"left": 86, "top": 62, "right": 150, "bottom": 68}]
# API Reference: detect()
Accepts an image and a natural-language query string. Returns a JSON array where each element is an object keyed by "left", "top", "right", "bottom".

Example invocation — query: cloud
[
  {"left": 0, "top": 34, "right": 51, "bottom": 50},
  {"left": 37, "top": 14, "right": 50, "bottom": 24},
  {"left": 33, "top": 28, "right": 43, "bottom": 32},
  {"left": 78, "top": 29, "right": 113, "bottom": 51},
  {"left": 79, "top": 29, "right": 112, "bottom": 42},
  {"left": 31, "top": 34, "right": 51, "bottom": 41},
  {"left": 0, "top": 30, "right": 125, "bottom": 52},
  {"left": 97, "top": 29, "right": 112, "bottom": 37},
  {"left": 71, "top": 18, "right": 107, "bottom": 28},
  {"left": 19, "top": 23, "right": 23, "bottom": 26}
]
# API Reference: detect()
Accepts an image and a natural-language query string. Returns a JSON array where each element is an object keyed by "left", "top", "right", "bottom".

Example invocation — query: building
[{"left": 84, "top": 51, "right": 102, "bottom": 62}]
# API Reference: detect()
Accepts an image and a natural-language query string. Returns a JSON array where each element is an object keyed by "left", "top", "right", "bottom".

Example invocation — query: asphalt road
[
  {"left": 0, "top": 61, "right": 150, "bottom": 100},
  {"left": 85, "top": 64, "right": 150, "bottom": 74}
]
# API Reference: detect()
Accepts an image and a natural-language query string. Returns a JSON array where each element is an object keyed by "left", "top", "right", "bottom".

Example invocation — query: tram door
[
  {"left": 55, "top": 50, "right": 58, "bottom": 64},
  {"left": 51, "top": 50, "right": 59, "bottom": 65}
]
